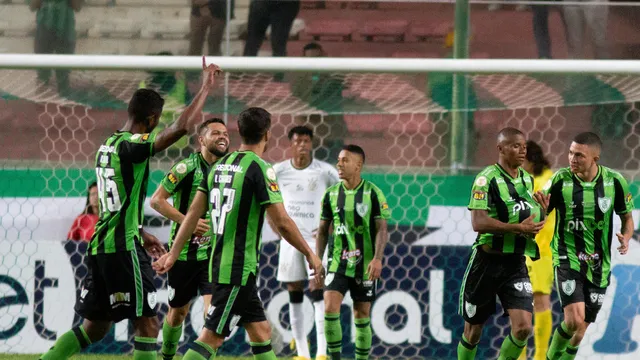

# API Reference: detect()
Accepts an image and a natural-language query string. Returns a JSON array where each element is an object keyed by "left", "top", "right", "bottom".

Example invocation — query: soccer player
[
  {"left": 537, "top": 132, "right": 634, "bottom": 360},
  {"left": 519, "top": 141, "right": 555, "bottom": 360},
  {"left": 153, "top": 107, "right": 324, "bottom": 360},
  {"left": 316, "top": 144, "right": 391, "bottom": 360},
  {"left": 273, "top": 125, "right": 339, "bottom": 360},
  {"left": 150, "top": 118, "right": 230, "bottom": 360},
  {"left": 38, "top": 58, "right": 221, "bottom": 360},
  {"left": 457, "top": 127, "right": 546, "bottom": 360}
]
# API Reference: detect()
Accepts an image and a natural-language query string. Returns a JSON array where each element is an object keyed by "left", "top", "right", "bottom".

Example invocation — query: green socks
[
  {"left": 354, "top": 317, "right": 372, "bottom": 360},
  {"left": 133, "top": 336, "right": 157, "bottom": 360},
  {"left": 498, "top": 332, "right": 527, "bottom": 360},
  {"left": 547, "top": 322, "right": 574, "bottom": 360},
  {"left": 325, "top": 312, "right": 342, "bottom": 360},
  {"left": 250, "top": 339, "right": 277, "bottom": 360},
  {"left": 183, "top": 340, "right": 217, "bottom": 360},
  {"left": 39, "top": 326, "right": 91, "bottom": 360},
  {"left": 560, "top": 344, "right": 579, "bottom": 359},
  {"left": 457, "top": 334, "right": 478, "bottom": 360},
  {"left": 162, "top": 320, "right": 183, "bottom": 359}
]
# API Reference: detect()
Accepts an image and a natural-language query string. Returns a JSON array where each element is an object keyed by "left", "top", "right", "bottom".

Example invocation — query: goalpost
[{"left": 1, "top": 54, "right": 640, "bottom": 359}]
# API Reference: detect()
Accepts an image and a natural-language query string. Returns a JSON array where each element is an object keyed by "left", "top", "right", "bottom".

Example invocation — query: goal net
[{"left": 1, "top": 58, "right": 640, "bottom": 359}]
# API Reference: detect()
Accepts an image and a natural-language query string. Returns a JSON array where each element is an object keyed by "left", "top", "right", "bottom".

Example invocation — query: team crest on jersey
[
  {"left": 356, "top": 203, "right": 369, "bottom": 217},
  {"left": 465, "top": 301, "right": 476, "bottom": 318},
  {"left": 598, "top": 197, "right": 612, "bottom": 213},
  {"left": 131, "top": 134, "right": 141, "bottom": 141},
  {"left": 562, "top": 280, "right": 576, "bottom": 296}
]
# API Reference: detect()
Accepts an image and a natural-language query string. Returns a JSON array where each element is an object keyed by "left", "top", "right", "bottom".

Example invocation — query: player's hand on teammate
[
  {"left": 194, "top": 218, "right": 211, "bottom": 237},
  {"left": 616, "top": 232, "right": 630, "bottom": 255},
  {"left": 367, "top": 258, "right": 382, "bottom": 281},
  {"left": 534, "top": 191, "right": 550, "bottom": 213},
  {"left": 307, "top": 253, "right": 325, "bottom": 285},
  {"left": 518, "top": 214, "right": 545, "bottom": 235},
  {"left": 152, "top": 251, "right": 178, "bottom": 275},
  {"left": 141, "top": 230, "right": 167, "bottom": 259},
  {"left": 201, "top": 56, "right": 222, "bottom": 91}
]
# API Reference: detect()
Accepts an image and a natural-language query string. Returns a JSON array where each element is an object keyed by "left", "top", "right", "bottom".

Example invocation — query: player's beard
[{"left": 207, "top": 143, "right": 228, "bottom": 158}]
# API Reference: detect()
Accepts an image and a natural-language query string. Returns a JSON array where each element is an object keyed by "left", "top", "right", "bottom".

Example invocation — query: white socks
[{"left": 290, "top": 302, "right": 310, "bottom": 358}]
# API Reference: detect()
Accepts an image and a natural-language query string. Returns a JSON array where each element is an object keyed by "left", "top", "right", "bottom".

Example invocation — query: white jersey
[{"left": 274, "top": 159, "right": 340, "bottom": 241}]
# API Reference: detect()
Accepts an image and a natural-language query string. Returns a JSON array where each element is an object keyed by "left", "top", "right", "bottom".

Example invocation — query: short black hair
[
  {"left": 573, "top": 132, "right": 602, "bottom": 149},
  {"left": 497, "top": 127, "right": 524, "bottom": 141},
  {"left": 288, "top": 125, "right": 313, "bottom": 140},
  {"left": 525, "top": 140, "right": 550, "bottom": 176},
  {"left": 198, "top": 118, "right": 226, "bottom": 135},
  {"left": 128, "top": 89, "right": 164, "bottom": 124},
  {"left": 342, "top": 144, "right": 366, "bottom": 164},
  {"left": 303, "top": 42, "right": 323, "bottom": 53},
  {"left": 238, "top": 107, "right": 271, "bottom": 145}
]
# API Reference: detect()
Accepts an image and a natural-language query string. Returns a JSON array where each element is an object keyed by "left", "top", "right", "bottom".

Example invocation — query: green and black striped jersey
[
  {"left": 320, "top": 180, "right": 391, "bottom": 280},
  {"left": 543, "top": 166, "right": 633, "bottom": 287},
  {"left": 197, "top": 151, "right": 283, "bottom": 286},
  {"left": 90, "top": 131, "right": 156, "bottom": 255},
  {"left": 161, "top": 152, "right": 212, "bottom": 262},
  {"left": 468, "top": 164, "right": 543, "bottom": 259}
]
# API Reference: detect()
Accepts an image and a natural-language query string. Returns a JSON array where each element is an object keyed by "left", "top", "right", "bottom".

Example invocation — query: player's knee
[
  {"left": 463, "top": 323, "right": 483, "bottom": 345},
  {"left": 289, "top": 290, "right": 304, "bottom": 304},
  {"left": 512, "top": 324, "right": 533, "bottom": 341},
  {"left": 82, "top": 320, "right": 112, "bottom": 343},
  {"left": 134, "top": 316, "right": 159, "bottom": 338},
  {"left": 353, "top": 303, "right": 371, "bottom": 319},
  {"left": 167, "top": 306, "right": 189, "bottom": 326},
  {"left": 310, "top": 289, "right": 323, "bottom": 303},
  {"left": 564, "top": 313, "right": 585, "bottom": 334}
]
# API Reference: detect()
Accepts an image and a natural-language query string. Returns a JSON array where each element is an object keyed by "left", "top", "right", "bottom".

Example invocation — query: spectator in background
[
  {"left": 30, "top": 0, "right": 82, "bottom": 95},
  {"left": 563, "top": 0, "right": 609, "bottom": 58},
  {"left": 532, "top": 0, "right": 554, "bottom": 58},
  {"left": 67, "top": 181, "right": 99, "bottom": 242},
  {"left": 289, "top": 43, "right": 348, "bottom": 161},
  {"left": 243, "top": 0, "right": 300, "bottom": 57},
  {"left": 189, "top": 0, "right": 233, "bottom": 56}
]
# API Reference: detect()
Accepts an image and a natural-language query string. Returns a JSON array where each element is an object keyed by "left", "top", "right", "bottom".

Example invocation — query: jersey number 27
[{"left": 210, "top": 188, "right": 236, "bottom": 235}]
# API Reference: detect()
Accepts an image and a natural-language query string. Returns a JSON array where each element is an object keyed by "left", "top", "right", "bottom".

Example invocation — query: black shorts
[
  {"left": 75, "top": 241, "right": 157, "bottom": 322},
  {"left": 555, "top": 265, "right": 607, "bottom": 323},
  {"left": 167, "top": 259, "right": 212, "bottom": 308},
  {"left": 324, "top": 272, "right": 377, "bottom": 302},
  {"left": 459, "top": 247, "right": 533, "bottom": 325},
  {"left": 204, "top": 274, "right": 266, "bottom": 337}
]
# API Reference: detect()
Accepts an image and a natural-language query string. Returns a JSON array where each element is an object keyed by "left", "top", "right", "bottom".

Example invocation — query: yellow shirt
[{"left": 534, "top": 168, "right": 555, "bottom": 257}]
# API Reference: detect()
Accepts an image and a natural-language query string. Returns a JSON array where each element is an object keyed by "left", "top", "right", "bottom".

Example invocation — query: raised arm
[{"left": 153, "top": 57, "right": 221, "bottom": 153}]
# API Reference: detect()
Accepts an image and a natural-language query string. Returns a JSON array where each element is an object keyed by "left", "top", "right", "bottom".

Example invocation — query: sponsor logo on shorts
[
  {"left": 325, "top": 273, "right": 335, "bottom": 287},
  {"left": 148, "top": 292, "right": 157, "bottom": 309},
  {"left": 590, "top": 292, "right": 605, "bottom": 305},
  {"left": 562, "top": 280, "right": 576, "bottom": 296},
  {"left": 363, "top": 280, "right": 374, "bottom": 288},
  {"left": 80, "top": 287, "right": 88, "bottom": 299},
  {"left": 513, "top": 281, "right": 533, "bottom": 294},
  {"left": 207, "top": 305, "right": 216, "bottom": 316},
  {"left": 229, "top": 314, "right": 241, "bottom": 331},
  {"left": 168, "top": 286, "right": 175, "bottom": 301},
  {"left": 465, "top": 301, "right": 476, "bottom": 318},
  {"left": 109, "top": 292, "right": 131, "bottom": 307}
]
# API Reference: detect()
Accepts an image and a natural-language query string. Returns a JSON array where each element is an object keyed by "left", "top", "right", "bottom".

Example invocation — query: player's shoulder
[
  {"left": 363, "top": 179, "right": 384, "bottom": 193},
  {"left": 551, "top": 167, "right": 573, "bottom": 181},
  {"left": 272, "top": 160, "right": 289, "bottom": 173},
  {"left": 600, "top": 165, "right": 627, "bottom": 183},
  {"left": 325, "top": 181, "right": 342, "bottom": 194},
  {"left": 472, "top": 165, "right": 500, "bottom": 187},
  {"left": 172, "top": 152, "right": 199, "bottom": 173},
  {"left": 120, "top": 131, "right": 153, "bottom": 144}
]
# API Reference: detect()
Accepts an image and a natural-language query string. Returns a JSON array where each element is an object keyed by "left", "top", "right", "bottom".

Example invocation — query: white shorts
[{"left": 277, "top": 238, "right": 326, "bottom": 283}]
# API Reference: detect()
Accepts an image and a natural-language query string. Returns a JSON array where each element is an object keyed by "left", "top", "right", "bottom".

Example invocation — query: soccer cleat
[
  {"left": 315, "top": 356, "right": 328, "bottom": 360},
  {"left": 293, "top": 357, "right": 311, "bottom": 360},
  {"left": 290, "top": 339, "right": 296, "bottom": 351}
]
